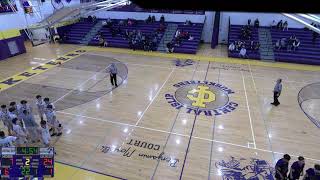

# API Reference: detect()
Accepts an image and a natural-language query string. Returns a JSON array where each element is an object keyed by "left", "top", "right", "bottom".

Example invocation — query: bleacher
[
  {"left": 173, "top": 23, "right": 204, "bottom": 54},
  {"left": 58, "top": 21, "right": 97, "bottom": 44},
  {"left": 88, "top": 20, "right": 166, "bottom": 49},
  {"left": 228, "top": 25, "right": 260, "bottom": 59},
  {"left": 270, "top": 28, "right": 320, "bottom": 65}
]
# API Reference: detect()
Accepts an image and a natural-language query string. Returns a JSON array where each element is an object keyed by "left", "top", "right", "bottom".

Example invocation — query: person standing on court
[
  {"left": 275, "top": 154, "right": 291, "bottom": 180},
  {"left": 108, "top": 63, "right": 118, "bottom": 87},
  {"left": 271, "top": 79, "right": 282, "bottom": 106},
  {"left": 289, "top": 156, "right": 305, "bottom": 180}
]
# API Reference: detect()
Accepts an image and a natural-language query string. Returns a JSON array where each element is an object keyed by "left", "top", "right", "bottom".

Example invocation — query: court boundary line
[
  {"left": 246, "top": 60, "right": 276, "bottom": 162},
  {"left": 56, "top": 161, "right": 126, "bottom": 180},
  {"left": 241, "top": 71, "right": 256, "bottom": 149},
  {"left": 56, "top": 110, "right": 320, "bottom": 163}
]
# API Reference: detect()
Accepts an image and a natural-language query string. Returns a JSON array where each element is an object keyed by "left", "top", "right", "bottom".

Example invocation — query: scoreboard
[{"left": 0, "top": 147, "right": 54, "bottom": 179}]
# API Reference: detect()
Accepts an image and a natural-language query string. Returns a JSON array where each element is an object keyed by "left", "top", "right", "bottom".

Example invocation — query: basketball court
[{"left": 0, "top": 44, "right": 319, "bottom": 179}]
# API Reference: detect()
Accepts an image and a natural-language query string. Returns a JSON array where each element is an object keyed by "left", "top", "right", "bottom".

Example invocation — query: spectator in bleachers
[
  {"left": 151, "top": 15, "right": 156, "bottom": 23},
  {"left": 250, "top": 40, "right": 255, "bottom": 50},
  {"left": 228, "top": 42, "right": 235, "bottom": 52},
  {"left": 254, "top": 42, "right": 260, "bottom": 50},
  {"left": 277, "top": 20, "right": 283, "bottom": 30},
  {"left": 239, "top": 46, "right": 247, "bottom": 58},
  {"left": 92, "top": 16, "right": 97, "bottom": 23},
  {"left": 303, "top": 164, "right": 320, "bottom": 180},
  {"left": 248, "top": 19, "right": 251, "bottom": 26},
  {"left": 129, "top": 38, "right": 137, "bottom": 51},
  {"left": 280, "top": 38, "right": 287, "bottom": 50},
  {"left": 152, "top": 36, "right": 158, "bottom": 49},
  {"left": 254, "top": 18, "right": 259, "bottom": 28},
  {"left": 175, "top": 30, "right": 181, "bottom": 38},
  {"left": 292, "top": 39, "right": 300, "bottom": 51},
  {"left": 166, "top": 42, "right": 174, "bottom": 53},
  {"left": 87, "top": 15, "right": 93, "bottom": 22},
  {"left": 270, "top": 20, "right": 276, "bottom": 29},
  {"left": 275, "top": 39, "right": 281, "bottom": 50},
  {"left": 160, "top": 15, "right": 165, "bottom": 24},
  {"left": 188, "top": 35, "right": 194, "bottom": 41},
  {"left": 283, "top": 21, "right": 288, "bottom": 31},
  {"left": 146, "top": 15, "right": 152, "bottom": 24},
  {"left": 184, "top": 20, "right": 192, "bottom": 26},
  {"left": 118, "top": 20, "right": 125, "bottom": 26}
]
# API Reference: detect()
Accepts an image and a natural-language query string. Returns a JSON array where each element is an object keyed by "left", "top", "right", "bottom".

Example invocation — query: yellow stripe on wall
[{"left": 0, "top": 29, "right": 21, "bottom": 40}]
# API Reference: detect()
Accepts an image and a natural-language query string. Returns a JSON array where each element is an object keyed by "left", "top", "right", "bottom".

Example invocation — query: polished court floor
[{"left": 0, "top": 44, "right": 319, "bottom": 180}]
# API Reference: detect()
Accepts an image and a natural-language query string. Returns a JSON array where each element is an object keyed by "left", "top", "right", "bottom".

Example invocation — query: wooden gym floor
[{"left": 0, "top": 43, "right": 319, "bottom": 180}]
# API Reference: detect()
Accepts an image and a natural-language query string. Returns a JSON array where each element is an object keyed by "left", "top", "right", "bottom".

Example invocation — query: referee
[{"left": 108, "top": 63, "right": 118, "bottom": 87}]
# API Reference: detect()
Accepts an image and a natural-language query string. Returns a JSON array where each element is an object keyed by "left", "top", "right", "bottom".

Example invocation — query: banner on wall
[{"left": 0, "top": 0, "right": 17, "bottom": 13}]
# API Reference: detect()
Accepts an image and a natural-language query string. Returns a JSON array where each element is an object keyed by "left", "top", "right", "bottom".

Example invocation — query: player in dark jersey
[
  {"left": 303, "top": 164, "right": 320, "bottom": 180},
  {"left": 275, "top": 154, "right": 291, "bottom": 179},
  {"left": 289, "top": 156, "right": 305, "bottom": 180}
]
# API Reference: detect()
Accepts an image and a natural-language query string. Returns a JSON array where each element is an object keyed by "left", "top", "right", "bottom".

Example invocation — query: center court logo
[{"left": 165, "top": 81, "right": 238, "bottom": 116}]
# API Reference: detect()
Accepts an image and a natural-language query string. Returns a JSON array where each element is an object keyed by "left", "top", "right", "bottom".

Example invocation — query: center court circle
[{"left": 174, "top": 83, "right": 229, "bottom": 110}]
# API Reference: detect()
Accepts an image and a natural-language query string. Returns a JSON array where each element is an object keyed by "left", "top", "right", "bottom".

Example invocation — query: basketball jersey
[
  {"left": 0, "top": 136, "right": 17, "bottom": 147},
  {"left": 13, "top": 124, "right": 25, "bottom": 136}
]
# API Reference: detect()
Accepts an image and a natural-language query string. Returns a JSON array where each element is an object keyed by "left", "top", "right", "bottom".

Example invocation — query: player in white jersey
[
  {"left": 40, "top": 120, "right": 51, "bottom": 147},
  {"left": 45, "top": 105, "right": 62, "bottom": 136},
  {"left": 0, "top": 105, "right": 13, "bottom": 135},
  {"left": 0, "top": 131, "right": 17, "bottom": 147},
  {"left": 9, "top": 102, "right": 19, "bottom": 116},
  {"left": 21, "top": 110, "right": 39, "bottom": 143},
  {"left": 36, "top": 95, "right": 45, "bottom": 121},
  {"left": 12, "top": 118, "right": 27, "bottom": 146}
]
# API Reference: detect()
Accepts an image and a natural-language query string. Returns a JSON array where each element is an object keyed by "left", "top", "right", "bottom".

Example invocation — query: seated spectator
[
  {"left": 92, "top": 16, "right": 97, "bottom": 23},
  {"left": 118, "top": 20, "right": 125, "bottom": 26},
  {"left": 228, "top": 42, "right": 235, "bottom": 52},
  {"left": 303, "top": 164, "right": 320, "bottom": 180},
  {"left": 184, "top": 20, "right": 192, "bottom": 26},
  {"left": 188, "top": 35, "right": 194, "bottom": 41},
  {"left": 280, "top": 38, "right": 287, "bottom": 49},
  {"left": 166, "top": 42, "right": 174, "bottom": 53},
  {"left": 254, "top": 42, "right": 260, "bottom": 50},
  {"left": 275, "top": 39, "right": 281, "bottom": 50},
  {"left": 254, "top": 18, "right": 259, "bottom": 28},
  {"left": 175, "top": 30, "right": 180, "bottom": 38},
  {"left": 248, "top": 19, "right": 251, "bottom": 26},
  {"left": 146, "top": 15, "right": 152, "bottom": 24},
  {"left": 87, "top": 15, "right": 93, "bottom": 22},
  {"left": 151, "top": 15, "right": 156, "bottom": 23},
  {"left": 292, "top": 39, "right": 300, "bottom": 51},
  {"left": 283, "top": 21, "right": 288, "bottom": 31},
  {"left": 160, "top": 15, "right": 165, "bottom": 24},
  {"left": 277, "top": 20, "right": 283, "bottom": 30},
  {"left": 270, "top": 20, "right": 276, "bottom": 29},
  {"left": 250, "top": 40, "right": 254, "bottom": 50},
  {"left": 239, "top": 46, "right": 248, "bottom": 58}
]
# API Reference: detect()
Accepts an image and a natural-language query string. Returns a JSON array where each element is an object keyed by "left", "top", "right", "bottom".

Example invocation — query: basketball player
[
  {"left": 40, "top": 120, "right": 51, "bottom": 147},
  {"left": 45, "top": 105, "right": 62, "bottom": 136},
  {"left": 108, "top": 63, "right": 118, "bottom": 87},
  {"left": 44, "top": 97, "right": 55, "bottom": 111},
  {"left": 18, "top": 100, "right": 33, "bottom": 119},
  {"left": 12, "top": 118, "right": 27, "bottom": 146},
  {"left": 0, "top": 105, "right": 13, "bottom": 135},
  {"left": 275, "top": 154, "right": 291, "bottom": 180},
  {"left": 21, "top": 110, "right": 39, "bottom": 143},
  {"left": 289, "top": 156, "right": 305, "bottom": 180},
  {"left": 9, "top": 102, "right": 19, "bottom": 116},
  {"left": 303, "top": 164, "right": 320, "bottom": 180},
  {"left": 271, "top": 79, "right": 282, "bottom": 106},
  {"left": 0, "top": 131, "right": 17, "bottom": 147},
  {"left": 36, "top": 95, "right": 45, "bottom": 121}
]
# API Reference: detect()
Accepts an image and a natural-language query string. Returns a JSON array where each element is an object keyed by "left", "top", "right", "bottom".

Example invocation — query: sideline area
[{"left": 84, "top": 46, "right": 320, "bottom": 71}]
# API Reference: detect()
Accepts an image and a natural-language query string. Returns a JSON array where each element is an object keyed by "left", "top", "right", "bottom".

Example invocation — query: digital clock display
[{"left": 0, "top": 147, "right": 54, "bottom": 178}]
